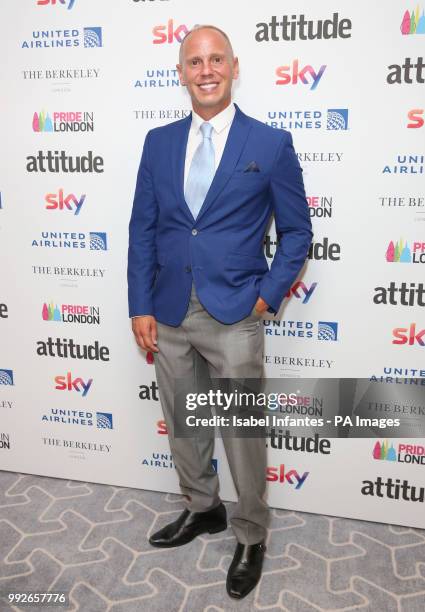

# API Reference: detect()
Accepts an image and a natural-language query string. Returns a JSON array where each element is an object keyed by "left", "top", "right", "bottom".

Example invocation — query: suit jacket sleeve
[
  {"left": 127, "top": 130, "right": 158, "bottom": 318},
  {"left": 259, "top": 130, "right": 313, "bottom": 314}
]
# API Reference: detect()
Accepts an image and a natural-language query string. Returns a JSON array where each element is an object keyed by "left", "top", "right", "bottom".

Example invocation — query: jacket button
[
  {"left": 191, "top": 229, "right": 198, "bottom": 236},
  {"left": 185, "top": 265, "right": 191, "bottom": 273}
]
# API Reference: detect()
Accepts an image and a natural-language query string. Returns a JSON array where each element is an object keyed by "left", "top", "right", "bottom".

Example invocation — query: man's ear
[
  {"left": 232, "top": 56, "right": 240, "bottom": 80},
  {"left": 176, "top": 63, "right": 186, "bottom": 85}
]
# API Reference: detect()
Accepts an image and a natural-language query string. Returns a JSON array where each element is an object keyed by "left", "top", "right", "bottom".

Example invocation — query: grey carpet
[{"left": 0, "top": 471, "right": 424, "bottom": 611}]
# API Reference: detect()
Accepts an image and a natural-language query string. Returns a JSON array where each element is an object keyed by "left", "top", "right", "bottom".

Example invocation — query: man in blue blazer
[{"left": 128, "top": 25, "right": 312, "bottom": 600}]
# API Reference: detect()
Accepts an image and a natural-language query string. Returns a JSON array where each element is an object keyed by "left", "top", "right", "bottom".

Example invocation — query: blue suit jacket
[{"left": 128, "top": 104, "right": 313, "bottom": 326}]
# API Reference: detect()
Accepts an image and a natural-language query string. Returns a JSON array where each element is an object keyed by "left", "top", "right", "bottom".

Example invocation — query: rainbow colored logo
[
  {"left": 42, "top": 302, "right": 61, "bottom": 321},
  {"left": 401, "top": 6, "right": 425, "bottom": 34},
  {"left": 373, "top": 440, "right": 397, "bottom": 461},
  {"left": 386, "top": 239, "right": 412, "bottom": 262},
  {"left": 33, "top": 111, "right": 53, "bottom": 132}
]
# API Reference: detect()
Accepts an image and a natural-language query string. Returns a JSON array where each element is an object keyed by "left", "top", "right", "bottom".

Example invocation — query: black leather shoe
[
  {"left": 149, "top": 502, "right": 227, "bottom": 548},
  {"left": 226, "top": 540, "right": 267, "bottom": 599}
]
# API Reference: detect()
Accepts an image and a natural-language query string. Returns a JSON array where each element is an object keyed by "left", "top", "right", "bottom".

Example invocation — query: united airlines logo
[
  {"left": 0, "top": 370, "right": 14, "bottom": 385},
  {"left": 317, "top": 321, "right": 338, "bottom": 341},
  {"left": 22, "top": 27, "right": 102, "bottom": 49},
  {"left": 90, "top": 232, "right": 107, "bottom": 250},
  {"left": 326, "top": 109, "right": 348, "bottom": 130}
]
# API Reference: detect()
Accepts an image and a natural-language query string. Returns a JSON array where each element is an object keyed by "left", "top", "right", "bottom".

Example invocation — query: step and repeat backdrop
[{"left": 0, "top": 1, "right": 424, "bottom": 528}]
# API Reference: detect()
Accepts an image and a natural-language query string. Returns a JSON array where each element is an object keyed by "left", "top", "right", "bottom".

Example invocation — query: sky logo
[
  {"left": 266, "top": 464, "right": 309, "bottom": 488},
  {"left": 0, "top": 370, "right": 14, "bottom": 385},
  {"left": 84, "top": 28, "right": 102, "bottom": 48},
  {"left": 401, "top": 7, "right": 425, "bottom": 34},
  {"left": 45, "top": 190, "right": 85, "bottom": 215},
  {"left": 318, "top": 321, "right": 338, "bottom": 341},
  {"left": 327, "top": 109, "right": 349, "bottom": 130},
  {"left": 37, "top": 0, "right": 76, "bottom": 8},
  {"left": 55, "top": 372, "right": 93, "bottom": 396},
  {"left": 275, "top": 60, "right": 327, "bottom": 90},
  {"left": 286, "top": 281, "right": 317, "bottom": 303},
  {"left": 97, "top": 412, "right": 113, "bottom": 428},
  {"left": 89, "top": 232, "right": 107, "bottom": 250}
]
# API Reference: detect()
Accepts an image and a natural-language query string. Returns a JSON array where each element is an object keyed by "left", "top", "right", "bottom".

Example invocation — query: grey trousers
[{"left": 153, "top": 283, "right": 269, "bottom": 545}]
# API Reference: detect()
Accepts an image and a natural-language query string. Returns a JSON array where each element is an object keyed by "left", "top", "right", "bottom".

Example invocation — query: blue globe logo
[
  {"left": 318, "top": 323, "right": 338, "bottom": 341},
  {"left": 90, "top": 233, "right": 107, "bottom": 250},
  {"left": 327, "top": 111, "right": 347, "bottom": 130},
  {"left": 97, "top": 413, "right": 112, "bottom": 429},
  {"left": 0, "top": 370, "right": 13, "bottom": 385},
  {"left": 84, "top": 28, "right": 102, "bottom": 48}
]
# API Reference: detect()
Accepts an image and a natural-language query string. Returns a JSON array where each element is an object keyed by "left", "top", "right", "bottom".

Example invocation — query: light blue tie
[{"left": 185, "top": 122, "right": 215, "bottom": 219}]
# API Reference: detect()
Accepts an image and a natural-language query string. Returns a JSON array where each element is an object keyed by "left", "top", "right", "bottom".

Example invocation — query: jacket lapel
[
  {"left": 172, "top": 113, "right": 195, "bottom": 222},
  {"left": 195, "top": 105, "right": 251, "bottom": 224}
]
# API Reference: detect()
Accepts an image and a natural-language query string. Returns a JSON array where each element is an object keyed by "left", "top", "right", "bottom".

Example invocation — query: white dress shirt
[{"left": 184, "top": 102, "right": 236, "bottom": 190}]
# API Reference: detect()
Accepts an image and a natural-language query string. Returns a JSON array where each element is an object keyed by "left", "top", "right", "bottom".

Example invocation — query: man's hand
[
  {"left": 132, "top": 316, "right": 159, "bottom": 353},
  {"left": 254, "top": 297, "right": 269, "bottom": 314}
]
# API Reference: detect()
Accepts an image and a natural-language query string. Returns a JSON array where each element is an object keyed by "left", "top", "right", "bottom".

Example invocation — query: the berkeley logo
[
  {"left": 36, "top": 337, "right": 110, "bottom": 361},
  {"left": 0, "top": 370, "right": 14, "bottom": 385},
  {"left": 275, "top": 60, "right": 326, "bottom": 90},
  {"left": 26, "top": 151, "right": 104, "bottom": 173},
  {"left": 22, "top": 27, "right": 102, "bottom": 49},
  {"left": 45, "top": 190, "right": 85, "bottom": 215},
  {"left": 32, "top": 231, "right": 107, "bottom": 250},
  {"left": 37, "top": 0, "right": 76, "bottom": 8},
  {"left": 256, "top": 13, "right": 352, "bottom": 42},
  {"left": 42, "top": 302, "right": 101, "bottom": 324},
  {"left": 55, "top": 372, "right": 93, "bottom": 396},
  {"left": 33, "top": 111, "right": 94, "bottom": 133}
]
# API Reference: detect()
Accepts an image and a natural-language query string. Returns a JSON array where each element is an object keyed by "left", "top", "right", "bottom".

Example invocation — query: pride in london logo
[
  {"left": 401, "top": 6, "right": 425, "bottom": 34},
  {"left": 373, "top": 440, "right": 397, "bottom": 461},
  {"left": 386, "top": 239, "right": 412, "bottom": 262}
]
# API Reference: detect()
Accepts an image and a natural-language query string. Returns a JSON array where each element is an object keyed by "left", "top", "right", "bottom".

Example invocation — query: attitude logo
[
  {"left": 401, "top": 7, "right": 425, "bottom": 34},
  {"left": 373, "top": 282, "right": 425, "bottom": 306},
  {"left": 275, "top": 60, "right": 326, "bottom": 90},
  {"left": 32, "top": 231, "right": 107, "bottom": 250},
  {"left": 386, "top": 239, "right": 425, "bottom": 263},
  {"left": 37, "top": 0, "right": 76, "bottom": 8},
  {"left": 0, "top": 370, "right": 14, "bottom": 385},
  {"left": 387, "top": 57, "right": 425, "bottom": 84},
  {"left": 286, "top": 281, "right": 318, "bottom": 304},
  {"left": 361, "top": 477, "right": 424, "bottom": 502},
  {"left": 383, "top": 155, "right": 424, "bottom": 174},
  {"left": 33, "top": 111, "right": 94, "bottom": 133},
  {"left": 55, "top": 372, "right": 93, "bottom": 396},
  {"left": 266, "top": 464, "right": 309, "bottom": 488},
  {"left": 42, "top": 302, "right": 101, "bottom": 324},
  {"left": 373, "top": 440, "right": 425, "bottom": 465},
  {"left": 255, "top": 13, "right": 352, "bottom": 42},
  {"left": 45, "top": 190, "right": 85, "bottom": 215},
  {"left": 22, "top": 27, "right": 102, "bottom": 49},
  {"left": 266, "top": 110, "right": 348, "bottom": 130},
  {"left": 407, "top": 109, "right": 424, "bottom": 128},
  {"left": 26, "top": 151, "right": 104, "bottom": 174},
  {"left": 392, "top": 323, "right": 425, "bottom": 346},
  {"left": 42, "top": 409, "right": 113, "bottom": 428},
  {"left": 36, "top": 337, "right": 110, "bottom": 361}
]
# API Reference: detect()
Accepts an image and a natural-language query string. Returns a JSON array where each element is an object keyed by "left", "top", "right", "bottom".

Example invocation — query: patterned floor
[{"left": 0, "top": 471, "right": 424, "bottom": 611}]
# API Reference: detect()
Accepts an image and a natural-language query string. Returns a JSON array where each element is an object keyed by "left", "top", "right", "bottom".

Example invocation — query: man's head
[{"left": 176, "top": 25, "right": 239, "bottom": 120}]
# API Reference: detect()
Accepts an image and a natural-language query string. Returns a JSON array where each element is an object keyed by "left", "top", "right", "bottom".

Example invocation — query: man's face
[{"left": 177, "top": 28, "right": 239, "bottom": 118}]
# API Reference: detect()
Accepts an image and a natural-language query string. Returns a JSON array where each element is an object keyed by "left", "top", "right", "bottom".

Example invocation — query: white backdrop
[{"left": 0, "top": 0, "right": 424, "bottom": 528}]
